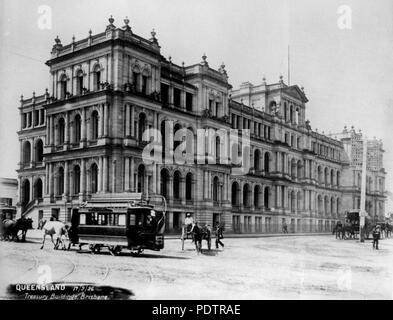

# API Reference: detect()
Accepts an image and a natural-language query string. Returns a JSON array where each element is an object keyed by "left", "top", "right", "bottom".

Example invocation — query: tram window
[
  {"left": 80, "top": 214, "right": 86, "bottom": 225},
  {"left": 118, "top": 214, "right": 126, "bottom": 226},
  {"left": 129, "top": 214, "right": 136, "bottom": 226}
]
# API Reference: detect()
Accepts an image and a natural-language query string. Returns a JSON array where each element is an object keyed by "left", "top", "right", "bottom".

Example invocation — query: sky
[{"left": 0, "top": 0, "right": 392, "bottom": 209}]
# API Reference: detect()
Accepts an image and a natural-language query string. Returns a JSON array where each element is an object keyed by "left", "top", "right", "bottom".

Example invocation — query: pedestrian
[
  {"left": 372, "top": 225, "right": 381, "bottom": 250},
  {"left": 282, "top": 220, "right": 288, "bottom": 234},
  {"left": 215, "top": 222, "right": 224, "bottom": 249}
]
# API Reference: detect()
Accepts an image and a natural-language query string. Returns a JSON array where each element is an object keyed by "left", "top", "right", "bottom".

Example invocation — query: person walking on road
[
  {"left": 372, "top": 225, "right": 381, "bottom": 250},
  {"left": 215, "top": 222, "right": 224, "bottom": 249},
  {"left": 282, "top": 220, "right": 288, "bottom": 234}
]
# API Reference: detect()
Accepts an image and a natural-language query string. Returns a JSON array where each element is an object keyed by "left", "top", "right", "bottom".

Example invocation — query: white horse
[{"left": 39, "top": 220, "right": 69, "bottom": 250}]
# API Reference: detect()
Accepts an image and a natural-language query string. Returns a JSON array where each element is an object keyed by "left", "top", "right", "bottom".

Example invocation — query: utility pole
[{"left": 359, "top": 136, "right": 367, "bottom": 242}]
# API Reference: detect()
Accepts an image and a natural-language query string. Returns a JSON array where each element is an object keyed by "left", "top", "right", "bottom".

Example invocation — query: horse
[
  {"left": 1, "top": 217, "right": 33, "bottom": 241},
  {"left": 190, "top": 223, "right": 212, "bottom": 253},
  {"left": 341, "top": 222, "right": 357, "bottom": 240},
  {"left": 39, "top": 219, "right": 69, "bottom": 250},
  {"left": 332, "top": 222, "right": 344, "bottom": 239}
]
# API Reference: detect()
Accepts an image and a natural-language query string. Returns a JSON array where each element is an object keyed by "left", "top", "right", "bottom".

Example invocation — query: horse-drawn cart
[{"left": 181, "top": 223, "right": 212, "bottom": 253}]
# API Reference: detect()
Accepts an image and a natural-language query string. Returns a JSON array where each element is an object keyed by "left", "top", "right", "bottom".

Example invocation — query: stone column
[
  {"left": 98, "top": 156, "right": 103, "bottom": 192},
  {"left": 65, "top": 112, "right": 70, "bottom": 144},
  {"left": 180, "top": 177, "right": 186, "bottom": 205},
  {"left": 80, "top": 159, "right": 86, "bottom": 196},
  {"left": 130, "top": 158, "right": 135, "bottom": 192},
  {"left": 103, "top": 157, "right": 108, "bottom": 192},
  {"left": 125, "top": 104, "right": 130, "bottom": 137},
  {"left": 69, "top": 169, "right": 74, "bottom": 196},
  {"left": 64, "top": 161, "right": 69, "bottom": 196},
  {"left": 50, "top": 116, "right": 55, "bottom": 146},
  {"left": 81, "top": 108, "right": 86, "bottom": 142},
  {"left": 104, "top": 103, "right": 109, "bottom": 137},
  {"left": 124, "top": 157, "right": 130, "bottom": 191},
  {"left": 99, "top": 104, "right": 104, "bottom": 138},
  {"left": 130, "top": 106, "right": 135, "bottom": 138}
]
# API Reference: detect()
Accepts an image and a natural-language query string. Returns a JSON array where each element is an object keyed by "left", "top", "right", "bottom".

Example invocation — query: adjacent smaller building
[{"left": 0, "top": 177, "right": 18, "bottom": 220}]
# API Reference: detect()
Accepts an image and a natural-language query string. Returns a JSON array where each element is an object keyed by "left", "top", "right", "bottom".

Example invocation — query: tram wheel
[
  {"left": 109, "top": 245, "right": 122, "bottom": 256},
  {"left": 89, "top": 244, "right": 100, "bottom": 254}
]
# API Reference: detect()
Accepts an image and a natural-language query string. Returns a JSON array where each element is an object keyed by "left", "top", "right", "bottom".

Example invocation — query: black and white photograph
[{"left": 0, "top": 0, "right": 392, "bottom": 309}]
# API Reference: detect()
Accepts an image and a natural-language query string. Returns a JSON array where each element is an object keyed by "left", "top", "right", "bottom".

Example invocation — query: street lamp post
[{"left": 359, "top": 136, "right": 367, "bottom": 243}]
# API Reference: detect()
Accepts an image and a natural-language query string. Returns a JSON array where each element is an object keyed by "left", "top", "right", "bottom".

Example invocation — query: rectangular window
[
  {"left": 133, "top": 72, "right": 139, "bottom": 91},
  {"left": 209, "top": 99, "right": 213, "bottom": 113},
  {"left": 186, "top": 92, "right": 193, "bottom": 111},
  {"left": 22, "top": 113, "right": 27, "bottom": 128},
  {"left": 173, "top": 88, "right": 181, "bottom": 108},
  {"left": 34, "top": 110, "right": 39, "bottom": 126},
  {"left": 160, "top": 83, "right": 169, "bottom": 104},
  {"left": 215, "top": 102, "right": 219, "bottom": 117},
  {"left": 142, "top": 75, "right": 148, "bottom": 95},
  {"left": 27, "top": 112, "right": 32, "bottom": 127}
]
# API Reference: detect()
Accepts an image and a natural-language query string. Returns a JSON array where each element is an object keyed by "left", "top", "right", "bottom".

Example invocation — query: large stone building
[
  {"left": 16, "top": 17, "right": 382, "bottom": 232},
  {"left": 338, "top": 127, "right": 386, "bottom": 222}
]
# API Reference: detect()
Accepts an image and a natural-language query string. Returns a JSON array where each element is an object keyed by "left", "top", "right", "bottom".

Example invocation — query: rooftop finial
[
  {"left": 88, "top": 29, "right": 92, "bottom": 36},
  {"left": 279, "top": 74, "right": 283, "bottom": 82},
  {"left": 109, "top": 15, "right": 115, "bottom": 25},
  {"left": 262, "top": 76, "right": 266, "bottom": 84},
  {"left": 123, "top": 16, "right": 131, "bottom": 31},
  {"left": 72, "top": 35, "right": 75, "bottom": 42},
  {"left": 150, "top": 28, "right": 158, "bottom": 44},
  {"left": 202, "top": 53, "right": 207, "bottom": 61},
  {"left": 32, "top": 91, "right": 36, "bottom": 98},
  {"left": 54, "top": 35, "right": 61, "bottom": 44},
  {"left": 168, "top": 56, "right": 172, "bottom": 63}
]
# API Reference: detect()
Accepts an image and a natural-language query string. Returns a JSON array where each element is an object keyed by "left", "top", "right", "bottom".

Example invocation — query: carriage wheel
[
  {"left": 109, "top": 245, "right": 122, "bottom": 256},
  {"left": 89, "top": 244, "right": 100, "bottom": 254}
]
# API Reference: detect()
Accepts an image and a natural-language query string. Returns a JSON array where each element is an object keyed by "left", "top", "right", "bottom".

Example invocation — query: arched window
[
  {"left": 269, "top": 101, "right": 277, "bottom": 114},
  {"left": 324, "top": 168, "right": 328, "bottom": 185},
  {"left": 173, "top": 123, "right": 182, "bottom": 151},
  {"left": 264, "top": 186, "right": 270, "bottom": 209},
  {"left": 231, "top": 182, "right": 239, "bottom": 206},
  {"left": 93, "top": 65, "right": 101, "bottom": 91},
  {"left": 21, "top": 179, "right": 30, "bottom": 206},
  {"left": 324, "top": 196, "right": 329, "bottom": 214},
  {"left": 137, "top": 164, "right": 145, "bottom": 193},
  {"left": 243, "top": 184, "right": 250, "bottom": 207},
  {"left": 58, "top": 118, "right": 65, "bottom": 145},
  {"left": 23, "top": 141, "right": 31, "bottom": 164},
  {"left": 91, "top": 163, "right": 98, "bottom": 194},
  {"left": 290, "top": 191, "right": 296, "bottom": 211},
  {"left": 35, "top": 139, "right": 43, "bottom": 162},
  {"left": 138, "top": 113, "right": 146, "bottom": 142},
  {"left": 254, "top": 185, "right": 260, "bottom": 208},
  {"left": 318, "top": 166, "right": 323, "bottom": 183},
  {"left": 74, "top": 114, "right": 81, "bottom": 143},
  {"left": 331, "top": 196, "right": 335, "bottom": 215},
  {"left": 73, "top": 165, "right": 80, "bottom": 194},
  {"left": 291, "top": 159, "right": 297, "bottom": 178},
  {"left": 330, "top": 169, "right": 334, "bottom": 185},
  {"left": 186, "top": 173, "right": 193, "bottom": 200},
  {"left": 337, "top": 171, "right": 341, "bottom": 186},
  {"left": 160, "top": 169, "right": 169, "bottom": 198},
  {"left": 264, "top": 152, "right": 270, "bottom": 173},
  {"left": 213, "top": 177, "right": 219, "bottom": 203},
  {"left": 34, "top": 178, "right": 43, "bottom": 199},
  {"left": 297, "top": 191, "right": 302, "bottom": 210},
  {"left": 317, "top": 195, "right": 322, "bottom": 214},
  {"left": 60, "top": 75, "right": 67, "bottom": 99},
  {"left": 297, "top": 161, "right": 302, "bottom": 179},
  {"left": 173, "top": 171, "right": 181, "bottom": 199},
  {"left": 91, "top": 111, "right": 99, "bottom": 140},
  {"left": 76, "top": 70, "right": 84, "bottom": 95},
  {"left": 254, "top": 149, "right": 261, "bottom": 171},
  {"left": 57, "top": 167, "right": 64, "bottom": 195}
]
